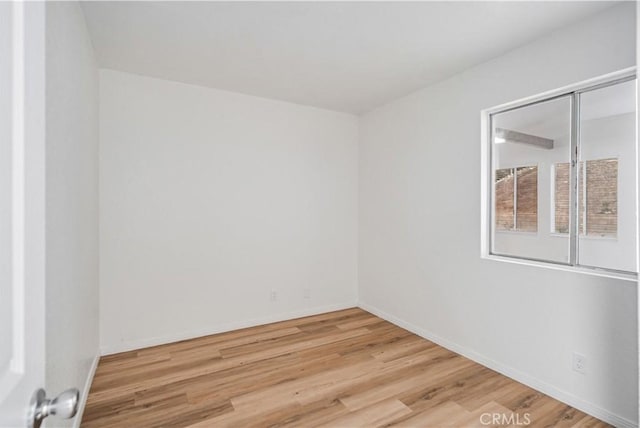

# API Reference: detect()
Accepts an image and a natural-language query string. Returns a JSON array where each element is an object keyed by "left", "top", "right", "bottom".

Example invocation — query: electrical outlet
[
  {"left": 573, "top": 352, "right": 586, "bottom": 374},
  {"left": 303, "top": 288, "right": 311, "bottom": 299},
  {"left": 270, "top": 290, "right": 277, "bottom": 302}
]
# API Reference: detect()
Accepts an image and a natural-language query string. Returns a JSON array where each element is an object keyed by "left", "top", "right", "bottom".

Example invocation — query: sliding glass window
[{"left": 488, "top": 74, "right": 637, "bottom": 275}]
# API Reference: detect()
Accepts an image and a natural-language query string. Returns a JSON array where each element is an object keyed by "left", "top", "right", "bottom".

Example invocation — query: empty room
[{"left": 1, "top": 1, "right": 638, "bottom": 427}]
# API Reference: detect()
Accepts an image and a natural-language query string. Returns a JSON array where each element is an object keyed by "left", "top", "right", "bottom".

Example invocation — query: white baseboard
[
  {"left": 73, "top": 351, "right": 100, "bottom": 428},
  {"left": 357, "top": 300, "right": 637, "bottom": 428},
  {"left": 100, "top": 302, "right": 358, "bottom": 356}
]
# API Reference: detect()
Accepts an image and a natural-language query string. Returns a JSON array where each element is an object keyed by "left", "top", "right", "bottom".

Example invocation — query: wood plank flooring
[{"left": 82, "top": 308, "right": 610, "bottom": 427}]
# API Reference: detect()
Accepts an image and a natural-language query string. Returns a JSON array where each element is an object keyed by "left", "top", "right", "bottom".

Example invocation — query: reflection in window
[
  {"left": 554, "top": 159, "right": 617, "bottom": 237},
  {"left": 495, "top": 166, "right": 537, "bottom": 232}
]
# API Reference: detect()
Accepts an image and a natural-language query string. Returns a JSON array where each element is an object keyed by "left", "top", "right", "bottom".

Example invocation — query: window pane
[
  {"left": 491, "top": 96, "right": 571, "bottom": 263},
  {"left": 578, "top": 79, "right": 636, "bottom": 272},
  {"left": 553, "top": 163, "right": 570, "bottom": 234},
  {"left": 554, "top": 161, "right": 585, "bottom": 235},
  {"left": 494, "top": 166, "right": 537, "bottom": 232},
  {"left": 495, "top": 168, "right": 514, "bottom": 231},
  {"left": 584, "top": 158, "right": 617, "bottom": 237},
  {"left": 516, "top": 166, "right": 537, "bottom": 232}
]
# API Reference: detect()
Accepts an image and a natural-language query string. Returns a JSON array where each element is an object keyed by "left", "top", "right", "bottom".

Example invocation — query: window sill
[
  {"left": 482, "top": 253, "right": 637, "bottom": 282},
  {"left": 549, "top": 233, "right": 618, "bottom": 241},
  {"left": 495, "top": 230, "right": 538, "bottom": 236}
]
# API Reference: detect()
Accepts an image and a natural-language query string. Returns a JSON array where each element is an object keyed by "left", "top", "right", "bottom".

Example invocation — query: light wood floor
[{"left": 82, "top": 308, "right": 609, "bottom": 427}]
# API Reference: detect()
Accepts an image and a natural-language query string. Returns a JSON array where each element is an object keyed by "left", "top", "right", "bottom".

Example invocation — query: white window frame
[{"left": 480, "top": 67, "right": 637, "bottom": 281}]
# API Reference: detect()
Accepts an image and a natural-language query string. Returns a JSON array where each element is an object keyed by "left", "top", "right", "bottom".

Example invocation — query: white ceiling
[{"left": 81, "top": 1, "right": 616, "bottom": 114}]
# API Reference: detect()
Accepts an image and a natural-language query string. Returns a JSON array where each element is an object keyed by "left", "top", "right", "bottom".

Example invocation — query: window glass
[
  {"left": 495, "top": 168, "right": 514, "bottom": 231},
  {"left": 553, "top": 162, "right": 570, "bottom": 234},
  {"left": 583, "top": 158, "right": 617, "bottom": 237},
  {"left": 491, "top": 96, "right": 571, "bottom": 263},
  {"left": 516, "top": 166, "right": 538, "bottom": 232},
  {"left": 494, "top": 166, "right": 538, "bottom": 232},
  {"left": 488, "top": 76, "right": 637, "bottom": 274},
  {"left": 554, "top": 159, "right": 617, "bottom": 237},
  {"left": 578, "top": 79, "right": 636, "bottom": 272}
]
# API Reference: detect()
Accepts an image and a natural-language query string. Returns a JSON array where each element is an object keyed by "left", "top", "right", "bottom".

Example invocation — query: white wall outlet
[
  {"left": 573, "top": 352, "right": 586, "bottom": 374},
  {"left": 303, "top": 288, "right": 311, "bottom": 299},
  {"left": 270, "top": 290, "right": 277, "bottom": 302}
]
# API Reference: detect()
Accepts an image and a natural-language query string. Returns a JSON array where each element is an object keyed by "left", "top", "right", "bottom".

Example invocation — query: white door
[{"left": 0, "top": 1, "right": 46, "bottom": 427}]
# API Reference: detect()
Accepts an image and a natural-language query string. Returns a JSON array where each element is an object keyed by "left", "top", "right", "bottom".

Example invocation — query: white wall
[
  {"left": 359, "top": 3, "right": 637, "bottom": 426},
  {"left": 45, "top": 2, "right": 100, "bottom": 426},
  {"left": 99, "top": 70, "right": 358, "bottom": 353}
]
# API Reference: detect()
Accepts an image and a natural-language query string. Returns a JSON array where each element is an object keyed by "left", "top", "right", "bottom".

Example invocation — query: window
[
  {"left": 495, "top": 166, "right": 538, "bottom": 232},
  {"left": 554, "top": 159, "right": 617, "bottom": 237},
  {"left": 553, "top": 162, "right": 570, "bottom": 234},
  {"left": 484, "top": 72, "right": 637, "bottom": 275}
]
